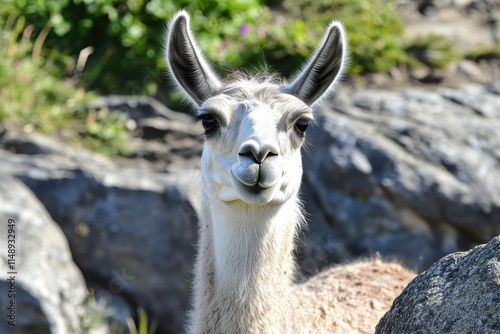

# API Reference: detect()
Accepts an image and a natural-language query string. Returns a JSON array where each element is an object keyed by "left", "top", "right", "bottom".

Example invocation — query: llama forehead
[{"left": 199, "top": 79, "right": 312, "bottom": 126}]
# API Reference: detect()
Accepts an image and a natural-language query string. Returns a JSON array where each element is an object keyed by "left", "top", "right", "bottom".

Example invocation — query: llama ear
[
  {"left": 284, "top": 21, "right": 347, "bottom": 106},
  {"left": 166, "top": 11, "right": 222, "bottom": 107}
]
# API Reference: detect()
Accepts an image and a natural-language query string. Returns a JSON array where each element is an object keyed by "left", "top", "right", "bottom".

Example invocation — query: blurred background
[{"left": 0, "top": 0, "right": 499, "bottom": 333}]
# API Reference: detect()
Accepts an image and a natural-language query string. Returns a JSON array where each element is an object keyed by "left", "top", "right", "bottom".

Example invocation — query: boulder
[
  {"left": 0, "top": 123, "right": 200, "bottom": 334},
  {"left": 0, "top": 175, "right": 87, "bottom": 334},
  {"left": 299, "top": 82, "right": 500, "bottom": 274},
  {"left": 376, "top": 235, "right": 500, "bottom": 333},
  {"left": 83, "top": 95, "right": 202, "bottom": 167}
]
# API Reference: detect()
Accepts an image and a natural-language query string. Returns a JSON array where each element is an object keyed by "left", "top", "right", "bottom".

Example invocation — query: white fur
[{"left": 165, "top": 11, "right": 415, "bottom": 334}]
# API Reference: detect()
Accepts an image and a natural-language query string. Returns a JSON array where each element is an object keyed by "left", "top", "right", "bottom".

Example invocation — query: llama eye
[
  {"left": 199, "top": 114, "right": 220, "bottom": 134},
  {"left": 294, "top": 118, "right": 309, "bottom": 136}
]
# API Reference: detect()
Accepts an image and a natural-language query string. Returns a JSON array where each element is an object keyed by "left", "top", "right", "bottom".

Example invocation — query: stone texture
[
  {"left": 376, "top": 236, "right": 500, "bottom": 333},
  {"left": 84, "top": 95, "right": 202, "bottom": 167},
  {"left": 0, "top": 175, "right": 87, "bottom": 334},
  {"left": 0, "top": 144, "right": 199, "bottom": 334},
  {"left": 298, "top": 83, "right": 500, "bottom": 275},
  {"left": 397, "top": 0, "right": 499, "bottom": 48}
]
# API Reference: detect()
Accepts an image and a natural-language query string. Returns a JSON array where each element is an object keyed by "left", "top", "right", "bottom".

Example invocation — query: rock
[
  {"left": 486, "top": 82, "right": 500, "bottom": 95},
  {"left": 0, "top": 175, "right": 87, "bottom": 334},
  {"left": 454, "top": 60, "right": 486, "bottom": 82},
  {"left": 299, "top": 82, "right": 500, "bottom": 273},
  {"left": 376, "top": 235, "right": 500, "bottom": 333},
  {"left": 0, "top": 128, "right": 68, "bottom": 155},
  {"left": 85, "top": 95, "right": 184, "bottom": 122},
  {"left": 84, "top": 95, "right": 202, "bottom": 167},
  {"left": 0, "top": 128, "right": 200, "bottom": 334},
  {"left": 397, "top": 0, "right": 499, "bottom": 48}
]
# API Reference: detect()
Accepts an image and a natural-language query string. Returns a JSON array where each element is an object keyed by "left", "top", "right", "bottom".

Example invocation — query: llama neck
[{"left": 189, "top": 193, "right": 302, "bottom": 334}]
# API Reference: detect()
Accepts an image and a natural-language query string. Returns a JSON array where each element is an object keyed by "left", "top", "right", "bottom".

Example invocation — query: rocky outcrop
[
  {"left": 298, "top": 82, "right": 500, "bottom": 274},
  {"left": 0, "top": 130, "right": 199, "bottom": 334},
  {"left": 398, "top": 0, "right": 499, "bottom": 48},
  {"left": 0, "top": 175, "right": 87, "bottom": 334},
  {"left": 0, "top": 82, "right": 499, "bottom": 333},
  {"left": 376, "top": 236, "right": 500, "bottom": 333},
  {"left": 85, "top": 95, "right": 202, "bottom": 168},
  {"left": 1, "top": 98, "right": 202, "bottom": 333}
]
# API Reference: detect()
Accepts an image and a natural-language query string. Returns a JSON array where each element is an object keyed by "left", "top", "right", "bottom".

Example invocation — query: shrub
[
  {"left": 465, "top": 44, "right": 500, "bottom": 62},
  {"left": 0, "top": 0, "right": 271, "bottom": 97},
  {"left": 1, "top": 0, "right": 413, "bottom": 98},
  {"left": 1, "top": 0, "right": 471, "bottom": 109},
  {"left": 279, "top": 0, "right": 410, "bottom": 75},
  {"left": 0, "top": 12, "right": 129, "bottom": 156},
  {"left": 405, "top": 34, "right": 461, "bottom": 70}
]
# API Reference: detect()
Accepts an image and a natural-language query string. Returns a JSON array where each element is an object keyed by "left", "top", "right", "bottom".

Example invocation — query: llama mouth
[
  {"left": 244, "top": 183, "right": 269, "bottom": 194},
  {"left": 230, "top": 165, "right": 281, "bottom": 203},
  {"left": 233, "top": 175, "right": 275, "bottom": 194},
  {"left": 231, "top": 163, "right": 281, "bottom": 189},
  {"left": 232, "top": 180, "right": 278, "bottom": 204}
]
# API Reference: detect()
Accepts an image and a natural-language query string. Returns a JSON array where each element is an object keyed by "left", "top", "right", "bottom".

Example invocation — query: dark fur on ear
[
  {"left": 166, "top": 11, "right": 222, "bottom": 107},
  {"left": 284, "top": 21, "right": 347, "bottom": 106}
]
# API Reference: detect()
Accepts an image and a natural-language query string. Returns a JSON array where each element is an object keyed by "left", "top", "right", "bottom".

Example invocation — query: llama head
[{"left": 166, "top": 11, "right": 346, "bottom": 205}]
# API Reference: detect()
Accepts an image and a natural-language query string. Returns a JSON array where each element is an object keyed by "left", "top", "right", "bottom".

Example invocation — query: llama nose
[{"left": 238, "top": 140, "right": 278, "bottom": 163}]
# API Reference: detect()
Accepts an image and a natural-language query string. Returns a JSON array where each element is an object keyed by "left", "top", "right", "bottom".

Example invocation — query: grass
[
  {"left": 465, "top": 44, "right": 500, "bottom": 62},
  {"left": 0, "top": 14, "right": 129, "bottom": 157},
  {"left": 81, "top": 292, "right": 157, "bottom": 334},
  {"left": 405, "top": 34, "right": 462, "bottom": 70}
]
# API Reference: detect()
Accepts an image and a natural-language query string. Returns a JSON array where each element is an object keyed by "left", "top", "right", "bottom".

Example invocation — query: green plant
[
  {"left": 279, "top": 0, "right": 410, "bottom": 75},
  {"left": 81, "top": 292, "right": 157, "bottom": 334},
  {"left": 0, "top": 13, "right": 129, "bottom": 156},
  {"left": 405, "top": 34, "right": 461, "bottom": 70},
  {"left": 81, "top": 294, "right": 112, "bottom": 333},
  {"left": 74, "top": 107, "right": 130, "bottom": 156},
  {"left": 1, "top": 0, "right": 482, "bottom": 110},
  {"left": 0, "top": 0, "right": 412, "bottom": 101},
  {"left": 135, "top": 307, "right": 157, "bottom": 334},
  {"left": 1, "top": 0, "right": 272, "bottom": 96},
  {"left": 465, "top": 44, "right": 500, "bottom": 62}
]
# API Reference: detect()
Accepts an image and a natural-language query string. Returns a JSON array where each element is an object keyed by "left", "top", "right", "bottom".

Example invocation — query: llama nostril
[
  {"left": 239, "top": 142, "right": 278, "bottom": 164},
  {"left": 238, "top": 150, "right": 261, "bottom": 164},
  {"left": 238, "top": 143, "right": 259, "bottom": 163}
]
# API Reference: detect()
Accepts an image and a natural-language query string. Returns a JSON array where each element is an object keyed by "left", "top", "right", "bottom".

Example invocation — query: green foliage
[
  {"left": 0, "top": 13, "right": 129, "bottom": 156},
  {"left": 465, "top": 44, "right": 500, "bottom": 62},
  {"left": 0, "top": 0, "right": 272, "bottom": 97},
  {"left": 1, "top": 0, "right": 413, "bottom": 100},
  {"left": 405, "top": 34, "right": 461, "bottom": 70},
  {"left": 74, "top": 107, "right": 130, "bottom": 156},
  {"left": 136, "top": 307, "right": 158, "bottom": 334},
  {"left": 280, "top": 0, "right": 410, "bottom": 75},
  {"left": 81, "top": 294, "right": 157, "bottom": 334},
  {"left": 1, "top": 0, "right": 478, "bottom": 109}
]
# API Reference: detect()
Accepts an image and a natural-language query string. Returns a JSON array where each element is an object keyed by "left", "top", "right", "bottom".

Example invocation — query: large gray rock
[
  {"left": 83, "top": 95, "right": 202, "bottom": 166},
  {"left": 376, "top": 235, "right": 500, "bottom": 333},
  {"left": 0, "top": 175, "right": 87, "bottom": 334},
  {"left": 299, "top": 82, "right": 500, "bottom": 274},
  {"left": 0, "top": 125, "right": 199, "bottom": 334}
]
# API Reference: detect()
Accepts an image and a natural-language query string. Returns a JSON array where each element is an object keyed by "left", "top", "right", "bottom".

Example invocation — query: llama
[{"left": 165, "top": 11, "right": 415, "bottom": 334}]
